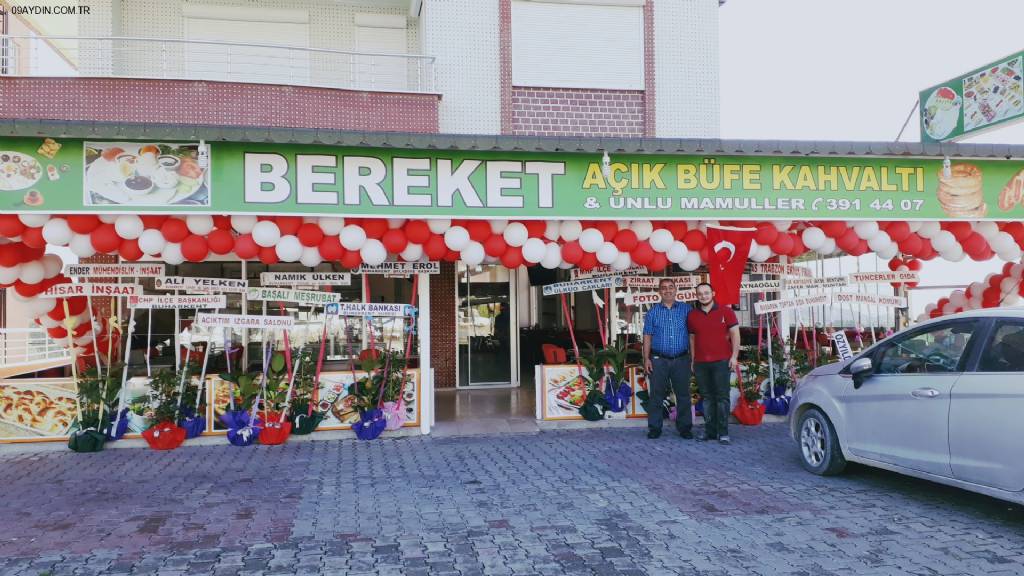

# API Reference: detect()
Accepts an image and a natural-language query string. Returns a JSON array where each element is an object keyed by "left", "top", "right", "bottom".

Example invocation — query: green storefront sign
[
  {"left": 920, "top": 50, "right": 1024, "bottom": 143},
  {"left": 2, "top": 136, "right": 1024, "bottom": 220}
]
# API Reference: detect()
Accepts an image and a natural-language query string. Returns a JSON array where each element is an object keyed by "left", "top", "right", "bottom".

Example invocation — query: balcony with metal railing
[
  {"left": 0, "top": 328, "right": 72, "bottom": 379},
  {"left": 0, "top": 34, "right": 441, "bottom": 132}
]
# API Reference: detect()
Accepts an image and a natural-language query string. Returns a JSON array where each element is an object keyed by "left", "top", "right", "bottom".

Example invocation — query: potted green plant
[
  {"left": 141, "top": 368, "right": 187, "bottom": 450},
  {"left": 290, "top": 346, "right": 325, "bottom": 435}
]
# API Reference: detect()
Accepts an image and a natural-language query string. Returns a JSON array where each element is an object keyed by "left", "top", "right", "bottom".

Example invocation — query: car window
[
  {"left": 875, "top": 321, "right": 977, "bottom": 375},
  {"left": 978, "top": 321, "right": 1024, "bottom": 372}
]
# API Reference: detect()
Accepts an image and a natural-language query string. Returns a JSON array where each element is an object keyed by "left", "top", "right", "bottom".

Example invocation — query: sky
[{"left": 720, "top": 0, "right": 1023, "bottom": 317}]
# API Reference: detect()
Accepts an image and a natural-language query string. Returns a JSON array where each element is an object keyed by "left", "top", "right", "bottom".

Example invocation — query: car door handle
[{"left": 911, "top": 388, "right": 941, "bottom": 398}]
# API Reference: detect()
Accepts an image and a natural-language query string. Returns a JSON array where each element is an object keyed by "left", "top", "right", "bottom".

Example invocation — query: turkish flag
[{"left": 705, "top": 225, "right": 757, "bottom": 306}]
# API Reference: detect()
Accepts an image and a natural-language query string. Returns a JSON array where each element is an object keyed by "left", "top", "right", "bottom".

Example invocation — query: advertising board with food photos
[
  {"left": 537, "top": 364, "right": 651, "bottom": 421},
  {"left": 5, "top": 136, "right": 1024, "bottom": 220},
  {"left": 920, "top": 51, "right": 1024, "bottom": 143}
]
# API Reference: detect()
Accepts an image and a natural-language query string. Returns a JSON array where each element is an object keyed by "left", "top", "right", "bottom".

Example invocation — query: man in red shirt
[{"left": 687, "top": 282, "right": 741, "bottom": 444}]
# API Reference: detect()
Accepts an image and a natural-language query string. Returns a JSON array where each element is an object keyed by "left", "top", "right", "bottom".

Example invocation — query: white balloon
[
  {"left": 401, "top": 243, "right": 424, "bottom": 262},
  {"left": 854, "top": 221, "right": 880, "bottom": 239},
  {"left": 969, "top": 281, "right": 986, "bottom": 296},
  {"left": 949, "top": 290, "right": 967, "bottom": 307},
  {"left": 484, "top": 255, "right": 500, "bottom": 265},
  {"left": 41, "top": 254, "right": 62, "bottom": 278},
  {"left": 748, "top": 241, "right": 760, "bottom": 258},
  {"left": 0, "top": 265, "right": 20, "bottom": 285},
  {"left": 942, "top": 303, "right": 957, "bottom": 316},
  {"left": 503, "top": 222, "right": 529, "bottom": 247},
  {"left": 18, "top": 214, "right": 49, "bottom": 227},
  {"left": 649, "top": 229, "right": 674, "bottom": 252},
  {"left": 752, "top": 245, "right": 772, "bottom": 262},
  {"left": 1000, "top": 277, "right": 1018, "bottom": 294},
  {"left": 231, "top": 215, "right": 258, "bottom": 234},
  {"left": 162, "top": 242, "right": 184, "bottom": 265},
  {"left": 945, "top": 246, "right": 966, "bottom": 262},
  {"left": 42, "top": 218, "right": 73, "bottom": 246},
  {"left": 772, "top": 220, "right": 792, "bottom": 231},
  {"left": 681, "top": 251, "right": 702, "bottom": 272},
  {"left": 489, "top": 219, "right": 509, "bottom": 234},
  {"left": 1004, "top": 292, "right": 1021, "bottom": 306},
  {"left": 19, "top": 261, "right": 44, "bottom": 284},
  {"left": 867, "top": 231, "right": 892, "bottom": 252},
  {"left": 28, "top": 296, "right": 56, "bottom": 316},
  {"left": 461, "top": 242, "right": 485, "bottom": 266},
  {"left": 611, "top": 251, "right": 631, "bottom": 271},
  {"left": 1012, "top": 263, "right": 1024, "bottom": 279},
  {"left": 69, "top": 234, "right": 96, "bottom": 258},
  {"left": 541, "top": 242, "right": 562, "bottom": 269},
  {"left": 138, "top": 229, "right": 166, "bottom": 255},
  {"left": 976, "top": 221, "right": 1000, "bottom": 240},
  {"left": 185, "top": 215, "right": 215, "bottom": 236},
  {"left": 915, "top": 314, "right": 928, "bottom": 323},
  {"left": 578, "top": 228, "right": 604, "bottom": 252},
  {"left": 252, "top": 221, "right": 281, "bottom": 248},
  {"left": 543, "top": 221, "right": 561, "bottom": 241},
  {"left": 444, "top": 226, "right": 471, "bottom": 251},
  {"left": 318, "top": 217, "right": 345, "bottom": 236},
  {"left": 667, "top": 241, "right": 689, "bottom": 263},
  {"left": 991, "top": 231, "right": 1016, "bottom": 253},
  {"left": 340, "top": 225, "right": 367, "bottom": 251},
  {"left": 801, "top": 227, "right": 826, "bottom": 250},
  {"left": 908, "top": 221, "right": 923, "bottom": 233},
  {"left": 559, "top": 220, "right": 583, "bottom": 241},
  {"left": 276, "top": 235, "right": 303, "bottom": 262},
  {"left": 876, "top": 243, "right": 898, "bottom": 260},
  {"left": 387, "top": 219, "right": 406, "bottom": 229},
  {"left": 114, "top": 215, "right": 144, "bottom": 240},
  {"left": 931, "top": 230, "right": 956, "bottom": 252},
  {"left": 924, "top": 303, "right": 937, "bottom": 314},
  {"left": 427, "top": 219, "right": 451, "bottom": 234},
  {"left": 596, "top": 242, "right": 618, "bottom": 265},
  {"left": 629, "top": 220, "right": 653, "bottom": 241},
  {"left": 820, "top": 238, "right": 837, "bottom": 255},
  {"left": 999, "top": 245, "right": 1022, "bottom": 262},
  {"left": 360, "top": 239, "right": 387, "bottom": 265},
  {"left": 300, "top": 247, "right": 322, "bottom": 267},
  {"left": 558, "top": 260, "right": 574, "bottom": 269},
  {"left": 97, "top": 214, "right": 118, "bottom": 224},
  {"left": 522, "top": 238, "right": 546, "bottom": 263}
]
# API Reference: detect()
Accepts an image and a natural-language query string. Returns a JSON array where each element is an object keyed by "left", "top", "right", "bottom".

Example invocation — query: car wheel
[{"left": 798, "top": 408, "right": 846, "bottom": 476}]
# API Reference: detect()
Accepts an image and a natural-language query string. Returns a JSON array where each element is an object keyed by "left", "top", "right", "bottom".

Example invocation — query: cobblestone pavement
[{"left": 2, "top": 423, "right": 1024, "bottom": 576}]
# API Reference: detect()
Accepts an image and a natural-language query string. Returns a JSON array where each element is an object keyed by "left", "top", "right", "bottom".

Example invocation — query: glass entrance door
[{"left": 457, "top": 264, "right": 514, "bottom": 387}]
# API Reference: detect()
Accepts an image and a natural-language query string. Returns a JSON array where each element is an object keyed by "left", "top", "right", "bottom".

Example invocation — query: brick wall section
[
  {"left": 430, "top": 262, "right": 457, "bottom": 388},
  {"left": 510, "top": 87, "right": 646, "bottom": 137},
  {"left": 643, "top": 0, "right": 656, "bottom": 137},
  {"left": 0, "top": 77, "right": 440, "bottom": 132}
]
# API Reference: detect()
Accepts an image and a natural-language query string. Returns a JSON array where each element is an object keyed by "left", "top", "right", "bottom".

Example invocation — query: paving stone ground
[{"left": 2, "top": 423, "right": 1023, "bottom": 575}]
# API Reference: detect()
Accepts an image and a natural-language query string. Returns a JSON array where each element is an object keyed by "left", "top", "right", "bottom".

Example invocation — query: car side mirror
[{"left": 850, "top": 357, "right": 873, "bottom": 389}]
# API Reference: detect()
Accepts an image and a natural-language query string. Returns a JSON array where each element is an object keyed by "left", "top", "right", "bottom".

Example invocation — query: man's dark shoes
[
  {"left": 679, "top": 430, "right": 693, "bottom": 439},
  {"left": 696, "top": 430, "right": 717, "bottom": 442},
  {"left": 647, "top": 429, "right": 662, "bottom": 439}
]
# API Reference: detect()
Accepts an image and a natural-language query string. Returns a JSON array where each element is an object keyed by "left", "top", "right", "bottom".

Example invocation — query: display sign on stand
[
  {"left": 194, "top": 313, "right": 294, "bottom": 329},
  {"left": 754, "top": 293, "right": 830, "bottom": 314},
  {"left": 245, "top": 287, "right": 342, "bottom": 306},
  {"left": 259, "top": 272, "right": 351, "bottom": 286},
  {"left": 572, "top": 265, "right": 647, "bottom": 280},
  {"left": 749, "top": 263, "right": 813, "bottom": 277},
  {"left": 848, "top": 271, "right": 919, "bottom": 284},
  {"left": 64, "top": 263, "right": 165, "bottom": 277},
  {"left": 323, "top": 302, "right": 415, "bottom": 317},
  {"left": 542, "top": 276, "right": 622, "bottom": 296},
  {"left": 354, "top": 262, "right": 440, "bottom": 275},
  {"left": 834, "top": 292, "right": 908, "bottom": 308},
  {"left": 832, "top": 331, "right": 854, "bottom": 360},
  {"left": 41, "top": 283, "right": 142, "bottom": 297},
  {"left": 624, "top": 290, "right": 696, "bottom": 306},
  {"left": 129, "top": 294, "right": 227, "bottom": 309},
  {"left": 155, "top": 277, "right": 249, "bottom": 293}
]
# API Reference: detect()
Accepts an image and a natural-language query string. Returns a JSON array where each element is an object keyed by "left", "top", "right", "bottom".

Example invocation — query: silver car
[{"left": 790, "top": 308, "right": 1024, "bottom": 504}]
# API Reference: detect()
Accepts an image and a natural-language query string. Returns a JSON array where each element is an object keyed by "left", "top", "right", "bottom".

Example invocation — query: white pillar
[{"left": 417, "top": 272, "right": 432, "bottom": 434}]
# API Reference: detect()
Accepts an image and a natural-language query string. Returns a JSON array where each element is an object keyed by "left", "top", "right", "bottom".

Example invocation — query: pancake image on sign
[{"left": 936, "top": 163, "right": 986, "bottom": 218}]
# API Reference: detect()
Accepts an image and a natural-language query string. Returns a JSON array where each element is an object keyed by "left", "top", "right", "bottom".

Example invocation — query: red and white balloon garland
[
  {"left": 917, "top": 259, "right": 1024, "bottom": 323},
  {"left": 6, "top": 213, "right": 1024, "bottom": 355}
]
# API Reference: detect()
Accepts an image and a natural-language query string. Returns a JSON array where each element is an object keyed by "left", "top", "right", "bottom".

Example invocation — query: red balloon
[
  {"left": 381, "top": 229, "right": 408, "bottom": 253},
  {"left": 0, "top": 215, "right": 25, "bottom": 238},
  {"left": 561, "top": 241, "right": 583, "bottom": 264},
  {"left": 648, "top": 253, "right": 669, "bottom": 272},
  {"left": 275, "top": 216, "right": 303, "bottom": 236},
  {"left": 213, "top": 215, "right": 232, "bottom": 230},
  {"left": 500, "top": 247, "right": 524, "bottom": 268},
  {"left": 362, "top": 219, "right": 388, "bottom": 239},
  {"left": 821, "top": 221, "right": 848, "bottom": 238},
  {"left": 91, "top": 223, "right": 122, "bottom": 253},
  {"left": 118, "top": 238, "right": 144, "bottom": 261},
  {"left": 319, "top": 236, "right": 344, "bottom": 260},
  {"left": 66, "top": 297, "right": 86, "bottom": 316},
  {"left": 297, "top": 223, "right": 324, "bottom": 247},
  {"left": 898, "top": 234, "right": 923, "bottom": 257},
  {"left": 683, "top": 230, "right": 706, "bottom": 251},
  {"left": 0, "top": 245, "right": 20, "bottom": 267},
  {"left": 47, "top": 326, "right": 68, "bottom": 340},
  {"left": 21, "top": 227, "right": 46, "bottom": 249},
  {"left": 466, "top": 220, "right": 492, "bottom": 242},
  {"left": 664, "top": 222, "right": 688, "bottom": 240},
  {"left": 989, "top": 275, "right": 1004, "bottom": 289},
  {"left": 943, "top": 221, "right": 973, "bottom": 242},
  {"left": 771, "top": 234, "right": 794, "bottom": 255},
  {"left": 234, "top": 234, "right": 259, "bottom": 259},
  {"left": 340, "top": 250, "right": 362, "bottom": 269},
  {"left": 1003, "top": 262, "right": 1015, "bottom": 275},
  {"left": 888, "top": 258, "right": 904, "bottom": 271},
  {"left": 423, "top": 235, "right": 447, "bottom": 260},
  {"left": 160, "top": 218, "right": 189, "bottom": 243},
  {"left": 613, "top": 229, "right": 638, "bottom": 252},
  {"left": 755, "top": 224, "right": 779, "bottom": 246},
  {"left": 404, "top": 220, "right": 431, "bottom": 244},
  {"left": 836, "top": 229, "right": 860, "bottom": 252},
  {"left": 524, "top": 221, "right": 547, "bottom": 238},
  {"left": 886, "top": 221, "right": 911, "bottom": 243},
  {"left": 207, "top": 229, "right": 235, "bottom": 255},
  {"left": 14, "top": 281, "right": 41, "bottom": 298},
  {"left": 182, "top": 235, "right": 209, "bottom": 262},
  {"left": 140, "top": 215, "right": 169, "bottom": 229},
  {"left": 594, "top": 221, "right": 617, "bottom": 242},
  {"left": 66, "top": 215, "right": 100, "bottom": 234},
  {"left": 631, "top": 241, "right": 654, "bottom": 266},
  {"left": 1003, "top": 222, "right": 1024, "bottom": 246},
  {"left": 485, "top": 234, "right": 509, "bottom": 258},
  {"left": 905, "top": 259, "right": 923, "bottom": 271},
  {"left": 971, "top": 247, "right": 995, "bottom": 261},
  {"left": 578, "top": 252, "right": 598, "bottom": 271},
  {"left": 789, "top": 235, "right": 806, "bottom": 257},
  {"left": 929, "top": 309, "right": 942, "bottom": 318},
  {"left": 258, "top": 246, "right": 279, "bottom": 265}
]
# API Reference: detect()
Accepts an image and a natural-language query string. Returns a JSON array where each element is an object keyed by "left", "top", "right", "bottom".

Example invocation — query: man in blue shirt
[{"left": 642, "top": 278, "right": 694, "bottom": 439}]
